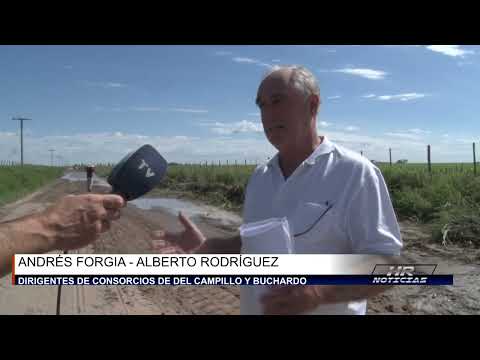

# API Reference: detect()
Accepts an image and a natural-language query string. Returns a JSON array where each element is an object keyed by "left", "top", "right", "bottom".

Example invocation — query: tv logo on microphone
[{"left": 138, "top": 159, "right": 155, "bottom": 178}]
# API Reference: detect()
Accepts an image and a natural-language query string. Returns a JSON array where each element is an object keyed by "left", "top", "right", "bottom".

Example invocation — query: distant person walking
[{"left": 86, "top": 164, "right": 95, "bottom": 192}]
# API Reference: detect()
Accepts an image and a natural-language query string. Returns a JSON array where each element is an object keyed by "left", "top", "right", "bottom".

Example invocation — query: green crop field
[
  {"left": 0, "top": 165, "right": 64, "bottom": 206},
  {"left": 95, "top": 161, "right": 480, "bottom": 247}
]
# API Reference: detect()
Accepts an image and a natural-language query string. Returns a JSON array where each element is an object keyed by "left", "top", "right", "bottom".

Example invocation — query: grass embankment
[
  {"left": 97, "top": 163, "right": 480, "bottom": 247},
  {"left": 0, "top": 165, "right": 64, "bottom": 206}
]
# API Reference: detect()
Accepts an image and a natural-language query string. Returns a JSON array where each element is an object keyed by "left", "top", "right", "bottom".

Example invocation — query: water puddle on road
[
  {"left": 62, "top": 172, "right": 241, "bottom": 229},
  {"left": 61, "top": 172, "right": 110, "bottom": 187},
  {"left": 130, "top": 197, "right": 242, "bottom": 229},
  {"left": 130, "top": 198, "right": 205, "bottom": 217}
]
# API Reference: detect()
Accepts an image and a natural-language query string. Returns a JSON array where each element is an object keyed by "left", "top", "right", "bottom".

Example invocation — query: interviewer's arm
[
  {"left": 0, "top": 214, "right": 55, "bottom": 277},
  {"left": 0, "top": 194, "right": 124, "bottom": 278}
]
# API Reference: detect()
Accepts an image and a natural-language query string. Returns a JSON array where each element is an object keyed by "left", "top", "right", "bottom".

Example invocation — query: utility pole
[
  {"left": 49, "top": 149, "right": 55, "bottom": 167},
  {"left": 12, "top": 117, "right": 32, "bottom": 166}
]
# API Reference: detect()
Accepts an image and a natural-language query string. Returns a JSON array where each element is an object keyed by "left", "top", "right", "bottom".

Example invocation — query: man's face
[{"left": 256, "top": 70, "right": 314, "bottom": 152}]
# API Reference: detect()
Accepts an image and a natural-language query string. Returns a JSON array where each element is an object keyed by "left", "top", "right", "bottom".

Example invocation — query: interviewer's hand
[
  {"left": 42, "top": 194, "right": 125, "bottom": 251},
  {"left": 151, "top": 212, "right": 207, "bottom": 253}
]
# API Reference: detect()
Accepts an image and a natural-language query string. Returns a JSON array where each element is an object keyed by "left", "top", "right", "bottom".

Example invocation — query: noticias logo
[{"left": 372, "top": 265, "right": 428, "bottom": 284}]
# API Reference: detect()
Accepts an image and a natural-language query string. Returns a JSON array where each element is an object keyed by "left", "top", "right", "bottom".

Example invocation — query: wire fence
[
  {"left": 0, "top": 161, "right": 21, "bottom": 167},
  {"left": 2, "top": 142, "right": 479, "bottom": 177}
]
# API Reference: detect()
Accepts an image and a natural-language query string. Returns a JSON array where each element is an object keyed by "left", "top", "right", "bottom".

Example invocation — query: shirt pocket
[{"left": 289, "top": 202, "right": 345, "bottom": 253}]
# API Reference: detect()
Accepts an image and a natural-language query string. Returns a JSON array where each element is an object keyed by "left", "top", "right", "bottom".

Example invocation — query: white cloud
[
  {"left": 0, "top": 132, "right": 16, "bottom": 137},
  {"left": 106, "top": 83, "right": 126, "bottom": 88},
  {"left": 333, "top": 68, "right": 387, "bottom": 80},
  {"left": 257, "top": 62, "right": 273, "bottom": 68},
  {"left": 170, "top": 108, "right": 208, "bottom": 114},
  {"left": 211, "top": 120, "right": 263, "bottom": 135},
  {"left": 85, "top": 81, "right": 127, "bottom": 88},
  {"left": 362, "top": 94, "right": 376, "bottom": 98},
  {"left": 345, "top": 126, "right": 359, "bottom": 132},
  {"left": 442, "top": 134, "right": 449, "bottom": 138},
  {"left": 377, "top": 93, "right": 427, "bottom": 101},
  {"left": 232, "top": 57, "right": 272, "bottom": 69},
  {"left": 457, "top": 61, "right": 474, "bottom": 67},
  {"left": 318, "top": 121, "right": 331, "bottom": 128},
  {"left": 385, "top": 132, "right": 423, "bottom": 141},
  {"left": 247, "top": 112, "right": 260, "bottom": 117},
  {"left": 1, "top": 128, "right": 477, "bottom": 166},
  {"left": 93, "top": 106, "right": 125, "bottom": 112},
  {"left": 130, "top": 107, "right": 163, "bottom": 112},
  {"left": 454, "top": 138, "right": 477, "bottom": 144},
  {"left": 0, "top": 132, "right": 197, "bottom": 165},
  {"left": 327, "top": 96, "right": 341, "bottom": 100},
  {"left": 383, "top": 128, "right": 431, "bottom": 141},
  {"left": 233, "top": 57, "right": 258, "bottom": 64},
  {"left": 271, "top": 59, "right": 281, "bottom": 63},
  {"left": 321, "top": 129, "right": 430, "bottom": 162},
  {"left": 214, "top": 51, "right": 233, "bottom": 56},
  {"left": 383, "top": 45, "right": 422, "bottom": 48},
  {"left": 100, "top": 107, "right": 208, "bottom": 113},
  {"left": 407, "top": 128, "right": 431, "bottom": 135},
  {"left": 426, "top": 45, "right": 474, "bottom": 58}
]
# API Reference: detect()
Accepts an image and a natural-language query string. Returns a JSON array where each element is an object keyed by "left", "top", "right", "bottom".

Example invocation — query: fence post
[
  {"left": 389, "top": 148, "right": 392, "bottom": 166},
  {"left": 474, "top": 142, "right": 477, "bottom": 176},
  {"left": 427, "top": 145, "right": 432, "bottom": 176}
]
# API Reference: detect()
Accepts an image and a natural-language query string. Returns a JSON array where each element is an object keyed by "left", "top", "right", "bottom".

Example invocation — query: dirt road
[{"left": 0, "top": 172, "right": 479, "bottom": 315}]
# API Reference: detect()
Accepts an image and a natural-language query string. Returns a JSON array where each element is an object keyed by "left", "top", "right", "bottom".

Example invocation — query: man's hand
[
  {"left": 261, "top": 284, "right": 392, "bottom": 315},
  {"left": 151, "top": 212, "right": 207, "bottom": 253},
  {"left": 261, "top": 285, "right": 326, "bottom": 315},
  {"left": 41, "top": 194, "right": 125, "bottom": 251}
]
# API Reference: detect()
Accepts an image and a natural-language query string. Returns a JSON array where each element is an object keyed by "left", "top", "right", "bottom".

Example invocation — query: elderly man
[
  {"left": 0, "top": 194, "right": 125, "bottom": 278},
  {"left": 153, "top": 65, "right": 403, "bottom": 315}
]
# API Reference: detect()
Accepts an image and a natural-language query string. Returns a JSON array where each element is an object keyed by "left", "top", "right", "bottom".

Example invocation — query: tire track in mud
[{"left": 96, "top": 209, "right": 240, "bottom": 315}]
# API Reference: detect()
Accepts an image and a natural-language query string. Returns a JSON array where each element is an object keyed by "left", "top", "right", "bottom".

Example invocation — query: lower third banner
[{"left": 14, "top": 274, "right": 454, "bottom": 286}]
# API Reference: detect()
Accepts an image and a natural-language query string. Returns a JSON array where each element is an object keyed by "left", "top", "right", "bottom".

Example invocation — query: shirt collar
[
  {"left": 267, "top": 136, "right": 335, "bottom": 169},
  {"left": 304, "top": 136, "right": 335, "bottom": 165}
]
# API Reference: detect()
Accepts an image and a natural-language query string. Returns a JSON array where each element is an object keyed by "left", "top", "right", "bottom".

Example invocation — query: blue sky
[{"left": 1, "top": 45, "right": 480, "bottom": 165}]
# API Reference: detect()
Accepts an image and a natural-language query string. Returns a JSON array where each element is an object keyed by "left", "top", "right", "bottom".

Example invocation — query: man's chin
[
  {"left": 267, "top": 135, "right": 287, "bottom": 150},
  {"left": 268, "top": 141, "right": 283, "bottom": 152}
]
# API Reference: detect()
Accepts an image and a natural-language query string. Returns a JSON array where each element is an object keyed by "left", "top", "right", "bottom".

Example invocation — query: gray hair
[{"left": 263, "top": 65, "right": 321, "bottom": 101}]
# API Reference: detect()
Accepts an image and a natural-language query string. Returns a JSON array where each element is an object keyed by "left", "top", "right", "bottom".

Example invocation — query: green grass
[
  {"left": 0, "top": 165, "right": 64, "bottom": 206},
  {"left": 96, "top": 162, "right": 480, "bottom": 247},
  {"left": 379, "top": 165, "right": 480, "bottom": 246}
]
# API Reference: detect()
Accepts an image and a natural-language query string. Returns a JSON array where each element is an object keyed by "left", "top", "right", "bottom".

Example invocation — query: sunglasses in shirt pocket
[{"left": 291, "top": 201, "right": 335, "bottom": 239}]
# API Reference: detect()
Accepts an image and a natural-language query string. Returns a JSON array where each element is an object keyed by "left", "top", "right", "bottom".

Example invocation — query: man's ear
[{"left": 309, "top": 95, "right": 320, "bottom": 116}]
